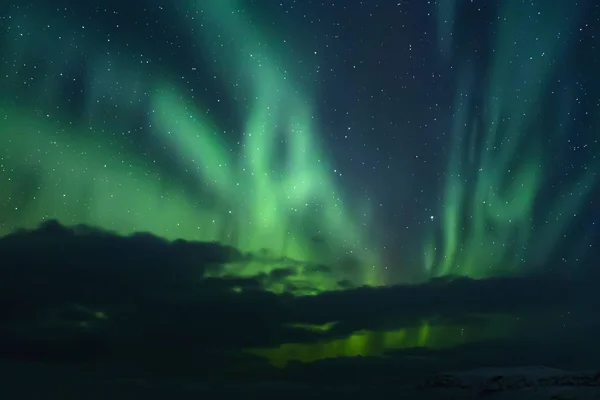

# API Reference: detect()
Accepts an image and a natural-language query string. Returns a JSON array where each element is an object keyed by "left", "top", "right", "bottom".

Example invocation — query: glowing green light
[
  {"left": 247, "top": 316, "right": 516, "bottom": 368},
  {"left": 427, "top": 0, "right": 599, "bottom": 277},
  {"left": 0, "top": 2, "right": 383, "bottom": 294}
]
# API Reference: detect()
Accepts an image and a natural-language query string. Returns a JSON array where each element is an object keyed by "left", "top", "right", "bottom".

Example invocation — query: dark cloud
[
  {"left": 1, "top": 220, "right": 599, "bottom": 382},
  {"left": 293, "top": 274, "right": 594, "bottom": 326}
]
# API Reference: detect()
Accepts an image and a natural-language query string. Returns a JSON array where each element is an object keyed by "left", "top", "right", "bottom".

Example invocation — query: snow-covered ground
[
  {"left": 2, "top": 362, "right": 600, "bottom": 399},
  {"left": 420, "top": 366, "right": 600, "bottom": 399}
]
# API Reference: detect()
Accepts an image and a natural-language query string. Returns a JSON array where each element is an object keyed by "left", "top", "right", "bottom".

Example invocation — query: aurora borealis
[
  {"left": 0, "top": 0, "right": 383, "bottom": 292},
  {"left": 1, "top": 0, "right": 600, "bottom": 376},
  {"left": 424, "top": 0, "right": 599, "bottom": 277}
]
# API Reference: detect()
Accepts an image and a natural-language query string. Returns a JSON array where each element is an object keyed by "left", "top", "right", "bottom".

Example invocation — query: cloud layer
[{"left": 1, "top": 221, "right": 599, "bottom": 381}]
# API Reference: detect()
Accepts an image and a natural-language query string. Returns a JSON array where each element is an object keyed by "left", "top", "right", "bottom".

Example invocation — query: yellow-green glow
[
  {"left": 286, "top": 322, "right": 339, "bottom": 333},
  {"left": 247, "top": 316, "right": 515, "bottom": 368}
]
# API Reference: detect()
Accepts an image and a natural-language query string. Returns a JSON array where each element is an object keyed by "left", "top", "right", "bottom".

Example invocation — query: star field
[{"left": 0, "top": 0, "right": 599, "bottom": 288}]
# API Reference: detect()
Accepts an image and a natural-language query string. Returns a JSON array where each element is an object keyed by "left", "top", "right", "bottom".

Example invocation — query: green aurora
[
  {"left": 0, "top": 0, "right": 598, "bottom": 368},
  {"left": 0, "top": 0, "right": 381, "bottom": 294},
  {"left": 425, "top": 0, "right": 599, "bottom": 277}
]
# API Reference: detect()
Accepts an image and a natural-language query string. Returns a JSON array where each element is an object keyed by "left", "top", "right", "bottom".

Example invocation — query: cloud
[
  {"left": 0, "top": 220, "right": 599, "bottom": 380},
  {"left": 292, "top": 273, "right": 594, "bottom": 328}
]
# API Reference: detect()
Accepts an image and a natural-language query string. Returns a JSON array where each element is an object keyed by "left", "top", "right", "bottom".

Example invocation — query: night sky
[
  {"left": 2, "top": 0, "right": 599, "bottom": 286},
  {"left": 1, "top": 0, "right": 600, "bottom": 383}
]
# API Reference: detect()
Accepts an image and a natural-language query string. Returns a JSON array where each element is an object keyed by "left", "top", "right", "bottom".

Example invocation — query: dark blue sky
[{"left": 0, "top": 0, "right": 598, "bottom": 283}]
